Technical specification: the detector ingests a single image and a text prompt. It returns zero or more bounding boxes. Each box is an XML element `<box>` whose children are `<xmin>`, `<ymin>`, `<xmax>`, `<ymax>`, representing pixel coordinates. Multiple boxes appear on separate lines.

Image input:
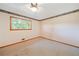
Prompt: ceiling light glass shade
<box><xmin>31</xmin><ymin>7</ymin><xmax>38</xmax><ymax>12</ymax></box>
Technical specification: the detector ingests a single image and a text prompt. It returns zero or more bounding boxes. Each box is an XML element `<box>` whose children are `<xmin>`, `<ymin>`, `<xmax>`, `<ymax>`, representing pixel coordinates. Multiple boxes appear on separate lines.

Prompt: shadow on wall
<box><xmin>53</xmin><ymin>24</ymin><xmax>79</xmax><ymax>41</ymax></box>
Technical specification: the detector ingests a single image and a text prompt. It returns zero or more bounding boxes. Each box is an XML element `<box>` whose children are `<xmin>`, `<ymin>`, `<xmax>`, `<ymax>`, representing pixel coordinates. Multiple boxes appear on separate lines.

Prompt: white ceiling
<box><xmin>0</xmin><ymin>3</ymin><xmax>79</xmax><ymax>20</ymax></box>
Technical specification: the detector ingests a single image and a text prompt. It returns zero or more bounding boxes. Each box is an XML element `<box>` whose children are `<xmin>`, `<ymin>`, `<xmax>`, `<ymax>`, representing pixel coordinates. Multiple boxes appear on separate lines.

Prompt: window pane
<box><xmin>10</xmin><ymin>16</ymin><xmax>32</xmax><ymax>30</ymax></box>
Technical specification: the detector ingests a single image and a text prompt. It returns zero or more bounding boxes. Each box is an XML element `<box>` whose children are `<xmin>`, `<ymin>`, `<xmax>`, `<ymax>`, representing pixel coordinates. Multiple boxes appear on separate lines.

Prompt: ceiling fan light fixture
<box><xmin>30</xmin><ymin>3</ymin><xmax>38</xmax><ymax>12</ymax></box>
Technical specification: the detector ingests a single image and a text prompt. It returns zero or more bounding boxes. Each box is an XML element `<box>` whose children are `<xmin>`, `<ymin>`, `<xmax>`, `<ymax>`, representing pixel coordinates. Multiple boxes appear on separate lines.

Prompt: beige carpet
<box><xmin>0</xmin><ymin>37</ymin><xmax>79</xmax><ymax>56</ymax></box>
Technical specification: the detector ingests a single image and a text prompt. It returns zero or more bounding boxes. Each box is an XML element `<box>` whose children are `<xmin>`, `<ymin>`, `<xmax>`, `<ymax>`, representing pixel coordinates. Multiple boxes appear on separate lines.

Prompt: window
<box><xmin>10</xmin><ymin>16</ymin><xmax>32</xmax><ymax>30</ymax></box>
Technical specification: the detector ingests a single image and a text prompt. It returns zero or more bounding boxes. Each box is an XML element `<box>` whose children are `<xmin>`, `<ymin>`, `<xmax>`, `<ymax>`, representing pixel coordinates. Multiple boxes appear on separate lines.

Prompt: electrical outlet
<box><xmin>22</xmin><ymin>38</ymin><xmax>25</xmax><ymax>40</ymax></box>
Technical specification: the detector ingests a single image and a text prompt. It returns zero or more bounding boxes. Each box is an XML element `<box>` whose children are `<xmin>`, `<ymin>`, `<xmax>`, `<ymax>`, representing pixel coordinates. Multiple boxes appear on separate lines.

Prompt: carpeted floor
<box><xmin>0</xmin><ymin>37</ymin><xmax>79</xmax><ymax>56</ymax></box>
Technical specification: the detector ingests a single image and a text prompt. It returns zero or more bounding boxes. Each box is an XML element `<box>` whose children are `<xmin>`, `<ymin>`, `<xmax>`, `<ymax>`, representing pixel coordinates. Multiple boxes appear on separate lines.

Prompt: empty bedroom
<box><xmin>0</xmin><ymin>3</ymin><xmax>79</xmax><ymax>56</ymax></box>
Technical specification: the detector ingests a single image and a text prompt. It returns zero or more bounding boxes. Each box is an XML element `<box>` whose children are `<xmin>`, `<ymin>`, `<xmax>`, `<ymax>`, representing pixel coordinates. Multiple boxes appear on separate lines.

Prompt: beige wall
<box><xmin>0</xmin><ymin>12</ymin><xmax>40</xmax><ymax>47</ymax></box>
<box><xmin>0</xmin><ymin>11</ymin><xmax>79</xmax><ymax>47</ymax></box>
<box><xmin>41</xmin><ymin>12</ymin><xmax>79</xmax><ymax>46</ymax></box>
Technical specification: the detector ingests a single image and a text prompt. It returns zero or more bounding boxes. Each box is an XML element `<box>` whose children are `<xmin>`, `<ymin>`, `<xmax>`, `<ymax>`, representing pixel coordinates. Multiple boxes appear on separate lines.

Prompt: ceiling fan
<box><xmin>30</xmin><ymin>3</ymin><xmax>38</xmax><ymax>12</ymax></box>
